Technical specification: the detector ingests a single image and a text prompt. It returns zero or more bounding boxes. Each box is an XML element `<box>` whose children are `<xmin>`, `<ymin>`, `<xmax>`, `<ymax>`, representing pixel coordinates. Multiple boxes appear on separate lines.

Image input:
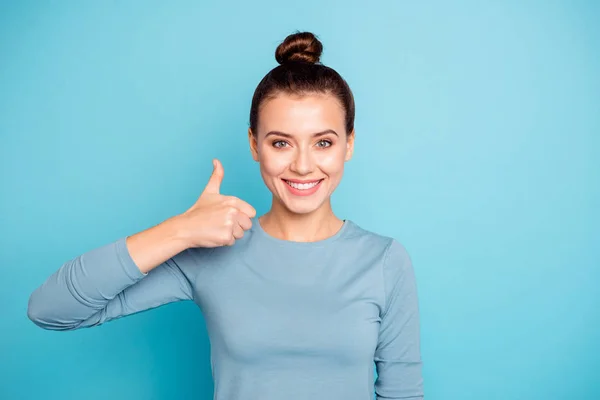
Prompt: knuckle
<box><xmin>222</xmin><ymin>230</ymin><xmax>232</xmax><ymax>239</ymax></box>
<box><xmin>227</xmin><ymin>206</ymin><xmax>238</xmax><ymax>215</ymax></box>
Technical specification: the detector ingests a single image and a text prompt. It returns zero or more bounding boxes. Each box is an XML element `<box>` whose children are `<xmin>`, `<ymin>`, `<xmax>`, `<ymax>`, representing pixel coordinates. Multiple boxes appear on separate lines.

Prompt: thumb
<box><xmin>203</xmin><ymin>159</ymin><xmax>224</xmax><ymax>194</ymax></box>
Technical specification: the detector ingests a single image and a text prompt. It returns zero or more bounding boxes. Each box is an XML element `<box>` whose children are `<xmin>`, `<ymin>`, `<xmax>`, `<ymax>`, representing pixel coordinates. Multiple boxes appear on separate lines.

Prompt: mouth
<box><xmin>282</xmin><ymin>178</ymin><xmax>324</xmax><ymax>196</ymax></box>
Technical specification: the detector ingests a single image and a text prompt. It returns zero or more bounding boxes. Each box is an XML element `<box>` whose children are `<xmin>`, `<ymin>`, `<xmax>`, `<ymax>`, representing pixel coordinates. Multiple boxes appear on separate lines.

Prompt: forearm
<box><xmin>126</xmin><ymin>215</ymin><xmax>191</xmax><ymax>274</ymax></box>
<box><xmin>28</xmin><ymin>235</ymin><xmax>146</xmax><ymax>329</ymax></box>
<box><xmin>27</xmin><ymin>215</ymin><xmax>193</xmax><ymax>330</ymax></box>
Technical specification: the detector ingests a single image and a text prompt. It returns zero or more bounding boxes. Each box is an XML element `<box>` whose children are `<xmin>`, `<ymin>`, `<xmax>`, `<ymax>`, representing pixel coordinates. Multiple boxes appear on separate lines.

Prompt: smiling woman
<box><xmin>249</xmin><ymin>91</ymin><xmax>353</xmax><ymax>219</ymax></box>
<box><xmin>245</xmin><ymin>32</ymin><xmax>356</xmax><ymax>230</ymax></box>
<box><xmin>27</xmin><ymin>31</ymin><xmax>424</xmax><ymax>400</ymax></box>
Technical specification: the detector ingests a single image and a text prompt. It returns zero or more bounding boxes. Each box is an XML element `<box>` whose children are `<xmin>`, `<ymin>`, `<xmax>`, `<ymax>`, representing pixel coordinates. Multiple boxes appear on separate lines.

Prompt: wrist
<box><xmin>165</xmin><ymin>214</ymin><xmax>194</xmax><ymax>249</ymax></box>
<box><xmin>126</xmin><ymin>215</ymin><xmax>192</xmax><ymax>274</ymax></box>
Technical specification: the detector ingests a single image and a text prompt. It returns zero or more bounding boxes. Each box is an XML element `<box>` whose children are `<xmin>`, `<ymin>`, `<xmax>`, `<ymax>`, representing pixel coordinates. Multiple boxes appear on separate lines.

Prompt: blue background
<box><xmin>1</xmin><ymin>1</ymin><xmax>598</xmax><ymax>399</ymax></box>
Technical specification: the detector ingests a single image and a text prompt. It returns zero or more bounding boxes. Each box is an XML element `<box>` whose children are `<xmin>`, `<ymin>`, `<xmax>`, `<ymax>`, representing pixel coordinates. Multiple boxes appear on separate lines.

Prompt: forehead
<box><xmin>258</xmin><ymin>93</ymin><xmax>345</xmax><ymax>136</ymax></box>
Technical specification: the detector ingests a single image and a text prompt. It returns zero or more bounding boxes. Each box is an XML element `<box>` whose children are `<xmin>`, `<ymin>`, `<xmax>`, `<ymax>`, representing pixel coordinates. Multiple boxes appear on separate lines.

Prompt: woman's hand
<box><xmin>125</xmin><ymin>159</ymin><xmax>256</xmax><ymax>274</ymax></box>
<box><xmin>179</xmin><ymin>159</ymin><xmax>257</xmax><ymax>248</ymax></box>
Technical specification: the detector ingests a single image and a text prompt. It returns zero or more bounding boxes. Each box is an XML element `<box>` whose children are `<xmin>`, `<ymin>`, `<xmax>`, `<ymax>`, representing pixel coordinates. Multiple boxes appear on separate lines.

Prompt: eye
<box><xmin>316</xmin><ymin>139</ymin><xmax>332</xmax><ymax>148</ymax></box>
<box><xmin>272</xmin><ymin>140</ymin><xmax>288</xmax><ymax>149</ymax></box>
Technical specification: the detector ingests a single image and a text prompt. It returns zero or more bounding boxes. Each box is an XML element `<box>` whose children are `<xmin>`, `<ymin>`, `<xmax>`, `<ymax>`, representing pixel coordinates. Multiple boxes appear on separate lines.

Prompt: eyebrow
<box><xmin>264</xmin><ymin>129</ymin><xmax>339</xmax><ymax>139</ymax></box>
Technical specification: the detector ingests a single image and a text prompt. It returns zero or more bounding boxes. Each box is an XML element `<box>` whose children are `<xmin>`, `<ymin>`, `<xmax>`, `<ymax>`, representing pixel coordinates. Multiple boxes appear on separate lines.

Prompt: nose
<box><xmin>290</xmin><ymin>147</ymin><xmax>315</xmax><ymax>175</ymax></box>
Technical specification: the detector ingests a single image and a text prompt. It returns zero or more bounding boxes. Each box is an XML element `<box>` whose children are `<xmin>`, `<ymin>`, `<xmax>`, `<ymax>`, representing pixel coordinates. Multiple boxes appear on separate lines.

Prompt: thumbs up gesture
<box><xmin>179</xmin><ymin>159</ymin><xmax>257</xmax><ymax>248</ymax></box>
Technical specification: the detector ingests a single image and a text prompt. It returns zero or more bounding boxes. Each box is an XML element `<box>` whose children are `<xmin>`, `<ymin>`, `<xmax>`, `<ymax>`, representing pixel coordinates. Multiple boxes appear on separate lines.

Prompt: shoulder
<box><xmin>346</xmin><ymin>220</ymin><xmax>415</xmax><ymax>293</ymax></box>
<box><xmin>345</xmin><ymin>219</ymin><xmax>412</xmax><ymax>266</ymax></box>
<box><xmin>342</xmin><ymin>219</ymin><xmax>392</xmax><ymax>250</ymax></box>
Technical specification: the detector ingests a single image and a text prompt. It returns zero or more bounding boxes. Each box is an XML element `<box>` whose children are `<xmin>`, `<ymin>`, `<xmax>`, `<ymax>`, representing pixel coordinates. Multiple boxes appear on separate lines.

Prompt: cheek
<box><xmin>316</xmin><ymin>148</ymin><xmax>346</xmax><ymax>173</ymax></box>
<box><xmin>260</xmin><ymin>149</ymin><xmax>290</xmax><ymax>176</ymax></box>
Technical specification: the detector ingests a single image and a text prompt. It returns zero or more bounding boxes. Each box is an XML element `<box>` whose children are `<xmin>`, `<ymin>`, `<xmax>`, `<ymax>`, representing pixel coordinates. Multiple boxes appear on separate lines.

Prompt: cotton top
<box><xmin>27</xmin><ymin>216</ymin><xmax>424</xmax><ymax>399</ymax></box>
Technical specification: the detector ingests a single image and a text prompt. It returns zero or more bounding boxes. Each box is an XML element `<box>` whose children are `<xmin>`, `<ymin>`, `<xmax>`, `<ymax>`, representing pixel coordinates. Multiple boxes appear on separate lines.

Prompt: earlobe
<box><xmin>345</xmin><ymin>148</ymin><xmax>353</xmax><ymax>161</ymax></box>
<box><xmin>345</xmin><ymin>129</ymin><xmax>355</xmax><ymax>161</ymax></box>
<box><xmin>248</xmin><ymin>128</ymin><xmax>259</xmax><ymax>162</ymax></box>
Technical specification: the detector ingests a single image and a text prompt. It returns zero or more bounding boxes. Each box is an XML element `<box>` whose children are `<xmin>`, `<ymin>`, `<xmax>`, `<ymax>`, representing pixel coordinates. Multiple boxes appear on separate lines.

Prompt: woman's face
<box><xmin>249</xmin><ymin>93</ymin><xmax>354</xmax><ymax>215</ymax></box>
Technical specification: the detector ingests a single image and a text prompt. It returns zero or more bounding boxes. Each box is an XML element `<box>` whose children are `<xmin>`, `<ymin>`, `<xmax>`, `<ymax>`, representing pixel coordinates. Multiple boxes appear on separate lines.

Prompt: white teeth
<box><xmin>285</xmin><ymin>180</ymin><xmax>321</xmax><ymax>190</ymax></box>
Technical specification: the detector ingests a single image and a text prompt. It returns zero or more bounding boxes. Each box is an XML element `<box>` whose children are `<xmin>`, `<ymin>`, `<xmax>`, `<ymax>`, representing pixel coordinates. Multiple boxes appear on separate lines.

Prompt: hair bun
<box><xmin>275</xmin><ymin>31</ymin><xmax>323</xmax><ymax>65</ymax></box>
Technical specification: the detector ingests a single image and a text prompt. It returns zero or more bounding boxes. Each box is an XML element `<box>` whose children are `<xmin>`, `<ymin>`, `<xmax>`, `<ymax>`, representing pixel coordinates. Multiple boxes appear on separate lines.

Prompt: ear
<box><xmin>345</xmin><ymin>129</ymin><xmax>355</xmax><ymax>161</ymax></box>
<box><xmin>248</xmin><ymin>128</ymin><xmax>259</xmax><ymax>162</ymax></box>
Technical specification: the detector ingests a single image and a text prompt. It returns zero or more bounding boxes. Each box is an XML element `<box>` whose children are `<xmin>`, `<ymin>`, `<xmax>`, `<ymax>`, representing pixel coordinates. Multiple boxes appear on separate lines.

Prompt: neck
<box><xmin>259</xmin><ymin>198</ymin><xmax>344</xmax><ymax>242</ymax></box>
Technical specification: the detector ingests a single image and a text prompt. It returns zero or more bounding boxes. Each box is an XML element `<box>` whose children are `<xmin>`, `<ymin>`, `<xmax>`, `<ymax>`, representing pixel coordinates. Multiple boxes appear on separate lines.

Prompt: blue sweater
<box><xmin>28</xmin><ymin>216</ymin><xmax>424</xmax><ymax>399</ymax></box>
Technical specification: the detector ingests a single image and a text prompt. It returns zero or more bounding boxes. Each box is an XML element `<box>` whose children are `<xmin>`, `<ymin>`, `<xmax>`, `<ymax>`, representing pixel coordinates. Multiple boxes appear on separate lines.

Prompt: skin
<box><xmin>248</xmin><ymin>92</ymin><xmax>355</xmax><ymax>242</ymax></box>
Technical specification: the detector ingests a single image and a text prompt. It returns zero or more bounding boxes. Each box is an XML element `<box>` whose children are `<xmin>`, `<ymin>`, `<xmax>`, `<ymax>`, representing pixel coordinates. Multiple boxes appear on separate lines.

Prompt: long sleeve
<box><xmin>374</xmin><ymin>239</ymin><xmax>424</xmax><ymax>399</ymax></box>
<box><xmin>27</xmin><ymin>236</ymin><xmax>197</xmax><ymax>330</ymax></box>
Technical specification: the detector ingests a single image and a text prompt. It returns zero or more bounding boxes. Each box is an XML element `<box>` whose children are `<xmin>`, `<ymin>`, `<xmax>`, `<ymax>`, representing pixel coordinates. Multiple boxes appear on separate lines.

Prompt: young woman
<box><xmin>28</xmin><ymin>31</ymin><xmax>424</xmax><ymax>400</ymax></box>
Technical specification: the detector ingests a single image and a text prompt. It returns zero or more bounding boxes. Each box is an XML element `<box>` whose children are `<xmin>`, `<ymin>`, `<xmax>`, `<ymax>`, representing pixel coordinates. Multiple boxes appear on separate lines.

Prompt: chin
<box><xmin>282</xmin><ymin>202</ymin><xmax>322</xmax><ymax>215</ymax></box>
<box><xmin>277</xmin><ymin>184</ymin><xmax>330</xmax><ymax>215</ymax></box>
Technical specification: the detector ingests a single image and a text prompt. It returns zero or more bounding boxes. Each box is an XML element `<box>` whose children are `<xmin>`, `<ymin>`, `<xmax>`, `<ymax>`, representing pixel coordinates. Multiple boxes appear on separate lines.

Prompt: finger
<box><xmin>232</xmin><ymin>223</ymin><xmax>245</xmax><ymax>240</ymax></box>
<box><xmin>203</xmin><ymin>159</ymin><xmax>224</xmax><ymax>195</ymax></box>
<box><xmin>226</xmin><ymin>235</ymin><xmax>236</xmax><ymax>246</ymax></box>
<box><xmin>236</xmin><ymin>212</ymin><xmax>253</xmax><ymax>231</ymax></box>
<box><xmin>230</xmin><ymin>197</ymin><xmax>257</xmax><ymax>218</ymax></box>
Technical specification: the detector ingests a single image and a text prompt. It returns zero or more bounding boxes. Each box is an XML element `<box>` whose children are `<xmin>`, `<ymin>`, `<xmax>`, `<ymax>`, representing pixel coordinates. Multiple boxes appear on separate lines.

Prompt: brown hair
<box><xmin>249</xmin><ymin>31</ymin><xmax>355</xmax><ymax>137</ymax></box>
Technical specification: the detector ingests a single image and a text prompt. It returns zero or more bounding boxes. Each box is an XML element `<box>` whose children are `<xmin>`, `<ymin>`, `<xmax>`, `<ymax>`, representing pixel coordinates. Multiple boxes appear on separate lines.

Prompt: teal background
<box><xmin>1</xmin><ymin>1</ymin><xmax>598</xmax><ymax>399</ymax></box>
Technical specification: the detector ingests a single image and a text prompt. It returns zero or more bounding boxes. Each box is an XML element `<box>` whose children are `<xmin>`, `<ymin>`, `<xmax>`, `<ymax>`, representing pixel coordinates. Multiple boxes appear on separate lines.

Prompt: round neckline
<box><xmin>252</xmin><ymin>216</ymin><xmax>350</xmax><ymax>247</ymax></box>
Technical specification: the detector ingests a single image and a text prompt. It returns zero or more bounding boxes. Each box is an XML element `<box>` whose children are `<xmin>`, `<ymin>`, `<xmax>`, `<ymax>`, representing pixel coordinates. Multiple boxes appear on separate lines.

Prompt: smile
<box><xmin>282</xmin><ymin>178</ymin><xmax>324</xmax><ymax>196</ymax></box>
<box><xmin>283</xmin><ymin>179</ymin><xmax>323</xmax><ymax>189</ymax></box>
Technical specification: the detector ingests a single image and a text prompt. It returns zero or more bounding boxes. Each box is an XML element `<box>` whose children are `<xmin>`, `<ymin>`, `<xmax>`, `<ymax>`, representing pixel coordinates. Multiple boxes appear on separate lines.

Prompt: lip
<box><xmin>282</xmin><ymin>178</ymin><xmax>324</xmax><ymax>184</ymax></box>
<box><xmin>282</xmin><ymin>178</ymin><xmax>324</xmax><ymax>197</ymax></box>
